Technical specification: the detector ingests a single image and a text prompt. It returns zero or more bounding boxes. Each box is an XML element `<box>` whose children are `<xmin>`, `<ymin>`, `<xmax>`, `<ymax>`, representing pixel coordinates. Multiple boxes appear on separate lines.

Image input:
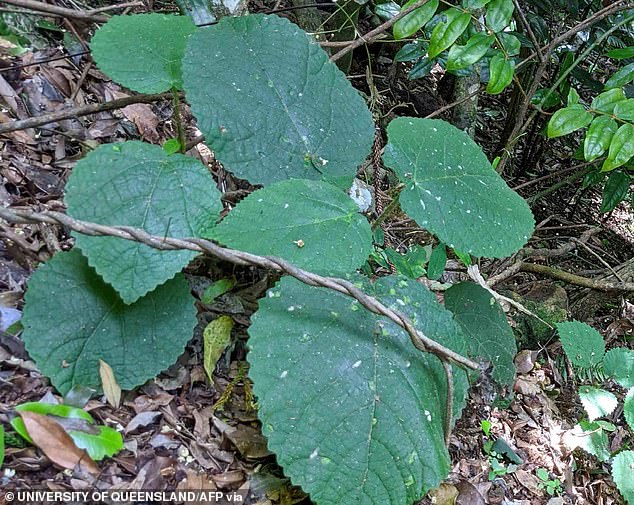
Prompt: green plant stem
<box><xmin>172</xmin><ymin>89</ymin><xmax>186</xmax><ymax>153</ymax></box>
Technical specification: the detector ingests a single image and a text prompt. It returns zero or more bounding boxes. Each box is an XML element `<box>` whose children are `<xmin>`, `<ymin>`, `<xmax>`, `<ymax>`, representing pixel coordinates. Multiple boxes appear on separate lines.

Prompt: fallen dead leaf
<box><xmin>224</xmin><ymin>424</ymin><xmax>272</xmax><ymax>459</ymax></box>
<box><xmin>99</xmin><ymin>359</ymin><xmax>121</xmax><ymax>408</ymax></box>
<box><xmin>18</xmin><ymin>411</ymin><xmax>99</xmax><ymax>475</ymax></box>
<box><xmin>429</xmin><ymin>482</ymin><xmax>459</xmax><ymax>504</ymax></box>
<box><xmin>455</xmin><ymin>480</ymin><xmax>486</xmax><ymax>505</ymax></box>
<box><xmin>124</xmin><ymin>411</ymin><xmax>162</xmax><ymax>435</ymax></box>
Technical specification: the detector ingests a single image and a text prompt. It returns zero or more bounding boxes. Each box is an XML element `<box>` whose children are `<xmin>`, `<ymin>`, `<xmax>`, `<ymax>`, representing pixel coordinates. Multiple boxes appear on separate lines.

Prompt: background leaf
<box><xmin>446</xmin><ymin>32</ymin><xmax>493</xmax><ymax>71</ymax></box>
<box><xmin>203</xmin><ymin>316</ymin><xmax>233</xmax><ymax>381</ymax></box>
<box><xmin>614</xmin><ymin>98</ymin><xmax>634</xmax><ymax>121</ymax></box>
<box><xmin>486</xmin><ymin>52</ymin><xmax>515</xmax><ymax>94</ymax></box>
<box><xmin>67</xmin><ymin>426</ymin><xmax>123</xmax><ymax>461</ymax></box>
<box><xmin>383</xmin><ymin>117</ymin><xmax>534</xmax><ymax>258</ymax></box>
<box><xmin>21</xmin><ymin>250</ymin><xmax>196</xmax><ymax>394</ymax></box>
<box><xmin>91</xmin><ymin>14</ymin><xmax>196</xmax><ymax>93</ymax></box>
<box><xmin>605</xmin><ymin>63</ymin><xmax>634</xmax><ymax>89</ymax></box>
<box><xmin>182</xmin><ymin>14</ymin><xmax>374</xmax><ymax>185</ymax></box>
<box><xmin>393</xmin><ymin>0</ymin><xmax>438</xmax><ymax>40</ymax></box>
<box><xmin>606</xmin><ymin>46</ymin><xmax>634</xmax><ymax>59</ymax></box>
<box><xmin>248</xmin><ymin>275</ymin><xmax>468</xmax><ymax>505</ymax></box>
<box><xmin>547</xmin><ymin>105</ymin><xmax>593</xmax><ymax>138</ymax></box>
<box><xmin>584</xmin><ymin>116</ymin><xmax>617</xmax><ymax>161</ymax></box>
<box><xmin>556</xmin><ymin>321</ymin><xmax>605</xmax><ymax>369</ymax></box>
<box><xmin>602</xmin><ymin>124</ymin><xmax>634</xmax><ymax>172</ymax></box>
<box><xmin>591</xmin><ymin>88</ymin><xmax>626</xmax><ymax>114</ymax></box>
<box><xmin>211</xmin><ymin>179</ymin><xmax>372</xmax><ymax>275</ymax></box>
<box><xmin>444</xmin><ymin>282</ymin><xmax>516</xmax><ymax>387</ymax></box>
<box><xmin>603</xmin><ymin>347</ymin><xmax>634</xmax><ymax>388</ymax></box>
<box><xmin>426</xmin><ymin>243</ymin><xmax>447</xmax><ymax>280</ymax></box>
<box><xmin>600</xmin><ymin>171</ymin><xmax>630</xmax><ymax>213</ymax></box>
<box><xmin>428</xmin><ymin>8</ymin><xmax>471</xmax><ymax>59</ymax></box>
<box><xmin>65</xmin><ymin>142</ymin><xmax>222</xmax><ymax>304</ymax></box>
<box><xmin>485</xmin><ymin>0</ymin><xmax>514</xmax><ymax>32</ymax></box>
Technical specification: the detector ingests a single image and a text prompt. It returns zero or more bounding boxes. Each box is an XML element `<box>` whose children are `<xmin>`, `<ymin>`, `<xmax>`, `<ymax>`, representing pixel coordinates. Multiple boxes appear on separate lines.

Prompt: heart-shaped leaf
<box><xmin>248</xmin><ymin>275</ymin><xmax>468</xmax><ymax>505</ymax></box>
<box><xmin>579</xmin><ymin>386</ymin><xmax>617</xmax><ymax>421</ymax></box>
<box><xmin>612</xmin><ymin>450</ymin><xmax>634</xmax><ymax>504</ymax></box>
<box><xmin>603</xmin><ymin>347</ymin><xmax>634</xmax><ymax>388</ymax></box>
<box><xmin>383</xmin><ymin>117</ymin><xmax>534</xmax><ymax>257</ymax></box>
<box><xmin>556</xmin><ymin>321</ymin><xmax>605</xmax><ymax>370</ymax></box>
<box><xmin>211</xmin><ymin>179</ymin><xmax>372</xmax><ymax>275</ymax></box>
<box><xmin>182</xmin><ymin>14</ymin><xmax>374</xmax><ymax>185</ymax></box>
<box><xmin>22</xmin><ymin>250</ymin><xmax>196</xmax><ymax>394</ymax></box>
<box><xmin>444</xmin><ymin>282</ymin><xmax>516</xmax><ymax>387</ymax></box>
<box><xmin>65</xmin><ymin>141</ymin><xmax>222</xmax><ymax>304</ymax></box>
<box><xmin>91</xmin><ymin>14</ymin><xmax>196</xmax><ymax>93</ymax></box>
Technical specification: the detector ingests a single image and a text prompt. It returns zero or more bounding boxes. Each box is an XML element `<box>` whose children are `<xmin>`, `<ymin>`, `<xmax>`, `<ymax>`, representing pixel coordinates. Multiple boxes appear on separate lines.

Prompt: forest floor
<box><xmin>0</xmin><ymin>2</ymin><xmax>633</xmax><ymax>505</ymax></box>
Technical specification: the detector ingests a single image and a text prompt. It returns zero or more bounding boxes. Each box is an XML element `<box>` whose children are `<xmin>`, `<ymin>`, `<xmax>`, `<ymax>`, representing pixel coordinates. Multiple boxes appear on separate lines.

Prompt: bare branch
<box><xmin>330</xmin><ymin>0</ymin><xmax>432</xmax><ymax>62</ymax></box>
<box><xmin>0</xmin><ymin>93</ymin><xmax>170</xmax><ymax>135</ymax></box>
<box><xmin>0</xmin><ymin>206</ymin><xmax>480</xmax><ymax>371</ymax></box>
<box><xmin>0</xmin><ymin>0</ymin><xmax>108</xmax><ymax>22</ymax></box>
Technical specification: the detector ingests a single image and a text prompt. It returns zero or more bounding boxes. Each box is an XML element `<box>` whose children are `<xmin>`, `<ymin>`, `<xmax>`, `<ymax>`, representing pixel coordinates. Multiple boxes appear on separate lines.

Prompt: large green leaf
<box><xmin>444</xmin><ymin>282</ymin><xmax>516</xmax><ymax>387</ymax></box>
<box><xmin>248</xmin><ymin>275</ymin><xmax>468</xmax><ymax>505</ymax></box>
<box><xmin>383</xmin><ymin>117</ymin><xmax>534</xmax><ymax>257</ymax></box>
<box><xmin>182</xmin><ymin>14</ymin><xmax>374</xmax><ymax>185</ymax></box>
<box><xmin>65</xmin><ymin>142</ymin><xmax>222</xmax><ymax>304</ymax></box>
<box><xmin>547</xmin><ymin>105</ymin><xmax>593</xmax><ymax>138</ymax></box>
<box><xmin>90</xmin><ymin>14</ymin><xmax>196</xmax><ymax>93</ymax></box>
<box><xmin>556</xmin><ymin>321</ymin><xmax>605</xmax><ymax>370</ymax></box>
<box><xmin>584</xmin><ymin>116</ymin><xmax>617</xmax><ymax>161</ymax></box>
<box><xmin>602</xmin><ymin>124</ymin><xmax>634</xmax><ymax>172</ymax></box>
<box><xmin>428</xmin><ymin>8</ymin><xmax>471</xmax><ymax>59</ymax></box>
<box><xmin>612</xmin><ymin>450</ymin><xmax>634</xmax><ymax>504</ymax></box>
<box><xmin>211</xmin><ymin>179</ymin><xmax>372</xmax><ymax>276</ymax></box>
<box><xmin>603</xmin><ymin>347</ymin><xmax>634</xmax><ymax>388</ymax></box>
<box><xmin>393</xmin><ymin>0</ymin><xmax>438</xmax><ymax>40</ymax></box>
<box><xmin>21</xmin><ymin>250</ymin><xmax>196</xmax><ymax>394</ymax></box>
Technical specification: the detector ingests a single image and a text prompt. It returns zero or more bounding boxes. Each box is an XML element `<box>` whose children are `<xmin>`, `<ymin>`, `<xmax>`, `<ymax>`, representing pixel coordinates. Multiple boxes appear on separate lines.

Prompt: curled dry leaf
<box><xmin>19</xmin><ymin>411</ymin><xmax>100</xmax><ymax>474</ymax></box>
